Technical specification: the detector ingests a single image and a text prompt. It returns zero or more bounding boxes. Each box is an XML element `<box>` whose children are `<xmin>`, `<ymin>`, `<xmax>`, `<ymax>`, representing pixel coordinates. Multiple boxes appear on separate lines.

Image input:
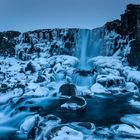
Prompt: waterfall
<box><xmin>76</xmin><ymin>29</ymin><xmax>90</xmax><ymax>69</ymax></box>
<box><xmin>73</xmin><ymin>27</ymin><xmax>105</xmax><ymax>87</ymax></box>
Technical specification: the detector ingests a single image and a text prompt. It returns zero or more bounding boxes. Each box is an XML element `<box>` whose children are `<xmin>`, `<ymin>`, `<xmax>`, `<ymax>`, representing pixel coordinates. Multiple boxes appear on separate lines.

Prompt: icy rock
<box><xmin>81</xmin><ymin>89</ymin><xmax>94</xmax><ymax>97</ymax></box>
<box><xmin>20</xmin><ymin>115</ymin><xmax>38</xmax><ymax>133</ymax></box>
<box><xmin>61</xmin><ymin>96</ymin><xmax>87</xmax><ymax>111</ymax></box>
<box><xmin>45</xmin><ymin>114</ymin><xmax>61</xmax><ymax>124</ymax></box>
<box><xmin>125</xmin><ymin>82</ymin><xmax>139</xmax><ymax>94</ymax></box>
<box><xmin>47</xmin><ymin>55</ymin><xmax>79</xmax><ymax>67</ymax></box>
<box><xmin>59</xmin><ymin>84</ymin><xmax>77</xmax><ymax>97</ymax></box>
<box><xmin>129</xmin><ymin>99</ymin><xmax>140</xmax><ymax>109</ymax></box>
<box><xmin>96</xmin><ymin>74</ymin><xmax>125</xmax><ymax>88</ymax></box>
<box><xmin>77</xmin><ymin>122</ymin><xmax>96</xmax><ymax>130</ymax></box>
<box><xmin>91</xmin><ymin>83</ymin><xmax>111</xmax><ymax>95</ymax></box>
<box><xmin>95</xmin><ymin>126</ymin><xmax>113</xmax><ymax>138</ymax></box>
<box><xmin>123</xmin><ymin>66</ymin><xmax>140</xmax><ymax>85</ymax></box>
<box><xmin>49</xmin><ymin>126</ymin><xmax>84</xmax><ymax>140</ymax></box>
<box><xmin>121</xmin><ymin>114</ymin><xmax>140</xmax><ymax>129</ymax></box>
<box><xmin>35</xmin><ymin>75</ymin><xmax>46</xmax><ymax>83</ymax></box>
<box><xmin>98</xmin><ymin>67</ymin><xmax>120</xmax><ymax>76</ymax></box>
<box><xmin>111</xmin><ymin>124</ymin><xmax>140</xmax><ymax>138</ymax></box>
<box><xmin>88</xmin><ymin>56</ymin><xmax>123</xmax><ymax>71</ymax></box>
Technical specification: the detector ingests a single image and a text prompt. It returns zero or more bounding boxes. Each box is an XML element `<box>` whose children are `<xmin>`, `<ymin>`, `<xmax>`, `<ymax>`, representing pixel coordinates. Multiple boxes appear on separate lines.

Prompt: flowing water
<box><xmin>73</xmin><ymin>28</ymin><xmax>105</xmax><ymax>86</ymax></box>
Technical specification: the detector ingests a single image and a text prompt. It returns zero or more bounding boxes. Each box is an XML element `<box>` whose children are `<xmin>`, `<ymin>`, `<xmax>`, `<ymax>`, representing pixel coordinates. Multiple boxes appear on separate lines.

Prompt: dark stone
<box><xmin>59</xmin><ymin>84</ymin><xmax>77</xmax><ymax>96</ymax></box>
<box><xmin>0</xmin><ymin>31</ymin><xmax>21</xmax><ymax>56</ymax></box>
<box><xmin>76</xmin><ymin>69</ymin><xmax>92</xmax><ymax>76</ymax></box>
<box><xmin>105</xmin><ymin>4</ymin><xmax>140</xmax><ymax>69</ymax></box>
<box><xmin>128</xmin><ymin>40</ymin><xmax>140</xmax><ymax>69</ymax></box>
<box><xmin>25</xmin><ymin>62</ymin><xmax>36</xmax><ymax>73</ymax></box>
<box><xmin>0</xmin><ymin>83</ymin><xmax>9</xmax><ymax>93</ymax></box>
<box><xmin>35</xmin><ymin>75</ymin><xmax>46</xmax><ymax>83</ymax></box>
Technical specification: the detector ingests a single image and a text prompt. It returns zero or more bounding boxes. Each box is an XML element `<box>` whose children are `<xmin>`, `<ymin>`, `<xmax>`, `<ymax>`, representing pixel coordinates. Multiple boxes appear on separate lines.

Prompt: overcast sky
<box><xmin>0</xmin><ymin>0</ymin><xmax>139</xmax><ymax>32</ymax></box>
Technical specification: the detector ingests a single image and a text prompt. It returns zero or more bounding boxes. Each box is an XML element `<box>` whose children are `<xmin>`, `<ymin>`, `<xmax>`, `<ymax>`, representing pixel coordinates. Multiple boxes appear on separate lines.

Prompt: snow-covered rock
<box><xmin>121</xmin><ymin>114</ymin><xmax>140</xmax><ymax>129</ymax></box>
<box><xmin>50</xmin><ymin>126</ymin><xmax>84</xmax><ymax>140</ymax></box>
<box><xmin>20</xmin><ymin>115</ymin><xmax>37</xmax><ymax>133</ymax></box>
<box><xmin>125</xmin><ymin>82</ymin><xmax>139</xmax><ymax>94</ymax></box>
<box><xmin>88</xmin><ymin>56</ymin><xmax>123</xmax><ymax>71</ymax></box>
<box><xmin>111</xmin><ymin>124</ymin><xmax>140</xmax><ymax>138</ymax></box>
<box><xmin>91</xmin><ymin>83</ymin><xmax>111</xmax><ymax>95</ymax></box>
<box><xmin>123</xmin><ymin>66</ymin><xmax>140</xmax><ymax>85</ymax></box>
<box><xmin>96</xmin><ymin>74</ymin><xmax>125</xmax><ymax>88</ymax></box>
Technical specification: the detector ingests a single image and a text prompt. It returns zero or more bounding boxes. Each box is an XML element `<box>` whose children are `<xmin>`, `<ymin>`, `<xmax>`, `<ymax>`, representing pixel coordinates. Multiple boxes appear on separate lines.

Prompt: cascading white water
<box><xmin>73</xmin><ymin>27</ymin><xmax>105</xmax><ymax>87</ymax></box>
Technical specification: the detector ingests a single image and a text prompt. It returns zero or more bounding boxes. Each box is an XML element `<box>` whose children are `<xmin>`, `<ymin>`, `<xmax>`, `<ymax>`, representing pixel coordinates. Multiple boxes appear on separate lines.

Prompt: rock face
<box><xmin>105</xmin><ymin>4</ymin><xmax>140</xmax><ymax>68</ymax></box>
<box><xmin>0</xmin><ymin>31</ymin><xmax>21</xmax><ymax>56</ymax></box>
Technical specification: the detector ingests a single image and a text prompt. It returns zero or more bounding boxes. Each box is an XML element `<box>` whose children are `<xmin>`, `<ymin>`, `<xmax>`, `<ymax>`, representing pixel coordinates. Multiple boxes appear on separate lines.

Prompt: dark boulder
<box><xmin>59</xmin><ymin>84</ymin><xmax>77</xmax><ymax>96</ymax></box>
<box><xmin>35</xmin><ymin>75</ymin><xmax>46</xmax><ymax>83</ymax></box>
<box><xmin>25</xmin><ymin>62</ymin><xmax>36</xmax><ymax>73</ymax></box>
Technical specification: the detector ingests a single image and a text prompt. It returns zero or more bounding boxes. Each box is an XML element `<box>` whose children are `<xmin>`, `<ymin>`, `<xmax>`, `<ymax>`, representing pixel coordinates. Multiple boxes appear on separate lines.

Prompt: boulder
<box><xmin>25</xmin><ymin>62</ymin><xmax>36</xmax><ymax>73</ymax></box>
<box><xmin>59</xmin><ymin>84</ymin><xmax>77</xmax><ymax>97</ymax></box>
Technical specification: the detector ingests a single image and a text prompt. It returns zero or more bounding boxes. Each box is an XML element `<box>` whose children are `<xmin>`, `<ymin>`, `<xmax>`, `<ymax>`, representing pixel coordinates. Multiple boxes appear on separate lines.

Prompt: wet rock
<box><xmin>59</xmin><ymin>84</ymin><xmax>77</xmax><ymax>97</ymax></box>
